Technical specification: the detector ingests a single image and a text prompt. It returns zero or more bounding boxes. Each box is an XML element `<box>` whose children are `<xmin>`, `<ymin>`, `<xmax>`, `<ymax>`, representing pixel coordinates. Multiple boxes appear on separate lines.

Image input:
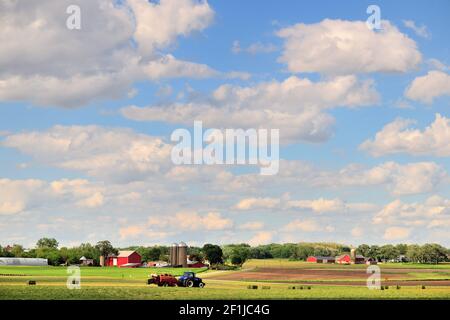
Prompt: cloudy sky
<box><xmin>1</xmin><ymin>0</ymin><xmax>449</xmax><ymax>248</ymax></box>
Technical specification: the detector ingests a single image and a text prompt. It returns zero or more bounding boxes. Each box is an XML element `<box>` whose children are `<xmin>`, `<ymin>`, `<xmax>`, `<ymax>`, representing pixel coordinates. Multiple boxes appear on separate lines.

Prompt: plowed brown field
<box><xmin>206</xmin><ymin>267</ymin><xmax>450</xmax><ymax>286</ymax></box>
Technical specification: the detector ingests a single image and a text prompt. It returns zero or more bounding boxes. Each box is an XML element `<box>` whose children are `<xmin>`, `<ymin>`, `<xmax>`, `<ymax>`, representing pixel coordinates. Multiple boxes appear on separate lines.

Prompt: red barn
<box><xmin>336</xmin><ymin>254</ymin><xmax>352</xmax><ymax>264</ymax></box>
<box><xmin>106</xmin><ymin>250</ymin><xmax>141</xmax><ymax>267</ymax></box>
<box><xmin>335</xmin><ymin>254</ymin><xmax>366</xmax><ymax>264</ymax></box>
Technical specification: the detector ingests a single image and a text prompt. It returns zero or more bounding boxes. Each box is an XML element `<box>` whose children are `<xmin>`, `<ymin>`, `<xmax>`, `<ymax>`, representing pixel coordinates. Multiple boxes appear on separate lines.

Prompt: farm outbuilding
<box><xmin>147</xmin><ymin>261</ymin><xmax>169</xmax><ymax>267</ymax></box>
<box><xmin>354</xmin><ymin>255</ymin><xmax>366</xmax><ymax>264</ymax></box>
<box><xmin>336</xmin><ymin>254</ymin><xmax>352</xmax><ymax>264</ymax></box>
<box><xmin>306</xmin><ymin>256</ymin><xmax>336</xmax><ymax>263</ymax></box>
<box><xmin>106</xmin><ymin>250</ymin><xmax>141</xmax><ymax>267</ymax></box>
<box><xmin>336</xmin><ymin>254</ymin><xmax>366</xmax><ymax>264</ymax></box>
<box><xmin>79</xmin><ymin>256</ymin><xmax>94</xmax><ymax>266</ymax></box>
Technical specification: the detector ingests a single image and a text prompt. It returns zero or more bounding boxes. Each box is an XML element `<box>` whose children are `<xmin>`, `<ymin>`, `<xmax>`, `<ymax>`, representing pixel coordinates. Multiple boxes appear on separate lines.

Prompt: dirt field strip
<box><xmin>206</xmin><ymin>266</ymin><xmax>450</xmax><ymax>287</ymax></box>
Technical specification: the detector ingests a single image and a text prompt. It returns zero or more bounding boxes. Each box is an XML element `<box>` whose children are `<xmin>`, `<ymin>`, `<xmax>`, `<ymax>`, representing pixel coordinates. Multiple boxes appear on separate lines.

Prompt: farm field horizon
<box><xmin>1</xmin><ymin>259</ymin><xmax>449</xmax><ymax>300</ymax></box>
<box><xmin>1</xmin><ymin>1</ymin><xmax>449</xmax><ymax>315</ymax></box>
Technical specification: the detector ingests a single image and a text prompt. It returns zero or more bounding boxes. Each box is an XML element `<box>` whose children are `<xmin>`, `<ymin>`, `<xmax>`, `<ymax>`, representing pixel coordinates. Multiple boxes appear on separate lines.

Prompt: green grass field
<box><xmin>0</xmin><ymin>266</ymin><xmax>206</xmax><ymax>278</ymax></box>
<box><xmin>1</xmin><ymin>282</ymin><xmax>449</xmax><ymax>300</ymax></box>
<box><xmin>0</xmin><ymin>260</ymin><xmax>449</xmax><ymax>300</ymax></box>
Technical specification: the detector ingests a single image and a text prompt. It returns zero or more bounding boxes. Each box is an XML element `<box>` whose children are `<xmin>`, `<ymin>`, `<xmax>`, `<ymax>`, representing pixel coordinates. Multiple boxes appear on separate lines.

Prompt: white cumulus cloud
<box><xmin>121</xmin><ymin>75</ymin><xmax>379</xmax><ymax>143</ymax></box>
<box><xmin>234</xmin><ymin>197</ymin><xmax>280</xmax><ymax>210</ymax></box>
<box><xmin>2</xmin><ymin>125</ymin><xmax>172</xmax><ymax>182</ymax></box>
<box><xmin>282</xmin><ymin>160</ymin><xmax>447</xmax><ymax>196</ymax></box>
<box><xmin>277</xmin><ymin>19</ymin><xmax>421</xmax><ymax>75</ymax></box>
<box><xmin>248</xmin><ymin>231</ymin><xmax>273</xmax><ymax>246</ymax></box>
<box><xmin>286</xmin><ymin>198</ymin><xmax>345</xmax><ymax>213</ymax></box>
<box><xmin>361</xmin><ymin>114</ymin><xmax>450</xmax><ymax>157</ymax></box>
<box><xmin>283</xmin><ymin>219</ymin><xmax>332</xmax><ymax>232</ymax></box>
<box><xmin>383</xmin><ymin>227</ymin><xmax>411</xmax><ymax>240</ymax></box>
<box><xmin>374</xmin><ymin>195</ymin><xmax>450</xmax><ymax>226</ymax></box>
<box><xmin>402</xmin><ymin>20</ymin><xmax>430</xmax><ymax>39</ymax></box>
<box><xmin>405</xmin><ymin>70</ymin><xmax>450</xmax><ymax>104</ymax></box>
<box><xmin>0</xmin><ymin>0</ymin><xmax>217</xmax><ymax>107</ymax></box>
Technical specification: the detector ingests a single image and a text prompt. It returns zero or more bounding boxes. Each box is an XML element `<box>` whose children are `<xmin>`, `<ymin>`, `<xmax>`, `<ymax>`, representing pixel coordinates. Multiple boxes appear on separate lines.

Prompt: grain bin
<box><xmin>177</xmin><ymin>242</ymin><xmax>188</xmax><ymax>267</ymax></box>
<box><xmin>350</xmin><ymin>249</ymin><xmax>356</xmax><ymax>262</ymax></box>
<box><xmin>170</xmin><ymin>243</ymin><xmax>178</xmax><ymax>266</ymax></box>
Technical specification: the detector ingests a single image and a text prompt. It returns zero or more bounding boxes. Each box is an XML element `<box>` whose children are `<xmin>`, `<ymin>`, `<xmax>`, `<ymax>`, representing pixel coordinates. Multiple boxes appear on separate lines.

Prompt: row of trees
<box><xmin>1</xmin><ymin>239</ymin><xmax>448</xmax><ymax>266</ymax></box>
<box><xmin>221</xmin><ymin>242</ymin><xmax>450</xmax><ymax>265</ymax></box>
<box><xmin>0</xmin><ymin>238</ymin><xmax>118</xmax><ymax>266</ymax></box>
<box><xmin>357</xmin><ymin>243</ymin><xmax>448</xmax><ymax>263</ymax></box>
<box><xmin>222</xmin><ymin>242</ymin><xmax>352</xmax><ymax>262</ymax></box>
<box><xmin>223</xmin><ymin>243</ymin><xmax>450</xmax><ymax>265</ymax></box>
<box><xmin>0</xmin><ymin>239</ymin><xmax>225</xmax><ymax>266</ymax></box>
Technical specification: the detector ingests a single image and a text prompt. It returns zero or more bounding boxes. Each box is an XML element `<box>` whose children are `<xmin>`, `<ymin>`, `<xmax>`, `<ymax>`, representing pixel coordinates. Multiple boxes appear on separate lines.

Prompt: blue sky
<box><xmin>0</xmin><ymin>0</ymin><xmax>449</xmax><ymax>248</ymax></box>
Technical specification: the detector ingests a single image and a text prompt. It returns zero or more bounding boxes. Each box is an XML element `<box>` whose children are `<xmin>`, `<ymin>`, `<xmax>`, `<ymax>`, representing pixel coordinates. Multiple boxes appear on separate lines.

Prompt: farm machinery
<box><xmin>147</xmin><ymin>271</ymin><xmax>205</xmax><ymax>288</ymax></box>
<box><xmin>147</xmin><ymin>273</ymin><xmax>178</xmax><ymax>287</ymax></box>
<box><xmin>177</xmin><ymin>271</ymin><xmax>205</xmax><ymax>288</ymax></box>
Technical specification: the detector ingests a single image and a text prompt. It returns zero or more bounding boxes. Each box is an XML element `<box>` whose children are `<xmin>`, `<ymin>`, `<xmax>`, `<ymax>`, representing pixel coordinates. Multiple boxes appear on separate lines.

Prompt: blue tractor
<box><xmin>177</xmin><ymin>271</ymin><xmax>205</xmax><ymax>288</ymax></box>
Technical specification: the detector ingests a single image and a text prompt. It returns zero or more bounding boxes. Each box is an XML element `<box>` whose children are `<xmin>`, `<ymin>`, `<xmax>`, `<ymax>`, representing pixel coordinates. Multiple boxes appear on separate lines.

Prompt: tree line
<box><xmin>1</xmin><ymin>238</ymin><xmax>448</xmax><ymax>266</ymax></box>
<box><xmin>0</xmin><ymin>238</ymin><xmax>226</xmax><ymax>267</ymax></box>
<box><xmin>0</xmin><ymin>238</ymin><xmax>118</xmax><ymax>266</ymax></box>
<box><xmin>222</xmin><ymin>243</ymin><xmax>449</xmax><ymax>264</ymax></box>
<box><xmin>356</xmin><ymin>243</ymin><xmax>449</xmax><ymax>264</ymax></box>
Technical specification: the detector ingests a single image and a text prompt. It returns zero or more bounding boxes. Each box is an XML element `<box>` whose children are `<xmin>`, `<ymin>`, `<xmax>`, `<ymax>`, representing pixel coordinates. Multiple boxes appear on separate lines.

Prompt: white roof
<box><xmin>80</xmin><ymin>256</ymin><xmax>87</xmax><ymax>260</ymax></box>
<box><xmin>0</xmin><ymin>257</ymin><xmax>48</xmax><ymax>266</ymax></box>
<box><xmin>120</xmin><ymin>263</ymin><xmax>141</xmax><ymax>267</ymax></box>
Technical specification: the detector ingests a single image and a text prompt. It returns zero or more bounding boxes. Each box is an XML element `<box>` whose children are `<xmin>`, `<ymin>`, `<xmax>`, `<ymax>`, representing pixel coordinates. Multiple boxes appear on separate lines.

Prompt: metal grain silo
<box><xmin>177</xmin><ymin>242</ymin><xmax>188</xmax><ymax>267</ymax></box>
<box><xmin>350</xmin><ymin>248</ymin><xmax>356</xmax><ymax>263</ymax></box>
<box><xmin>170</xmin><ymin>243</ymin><xmax>178</xmax><ymax>266</ymax></box>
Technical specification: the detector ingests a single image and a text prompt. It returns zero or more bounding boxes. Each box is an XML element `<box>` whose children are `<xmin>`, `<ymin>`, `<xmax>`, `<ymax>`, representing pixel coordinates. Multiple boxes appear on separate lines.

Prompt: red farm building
<box><xmin>106</xmin><ymin>250</ymin><xmax>141</xmax><ymax>267</ymax></box>
<box><xmin>336</xmin><ymin>254</ymin><xmax>365</xmax><ymax>264</ymax></box>
<box><xmin>335</xmin><ymin>254</ymin><xmax>352</xmax><ymax>264</ymax></box>
<box><xmin>306</xmin><ymin>256</ymin><xmax>336</xmax><ymax>263</ymax></box>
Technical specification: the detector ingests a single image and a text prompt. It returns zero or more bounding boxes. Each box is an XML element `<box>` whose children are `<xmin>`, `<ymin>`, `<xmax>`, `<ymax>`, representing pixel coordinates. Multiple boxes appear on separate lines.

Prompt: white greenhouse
<box><xmin>0</xmin><ymin>257</ymin><xmax>48</xmax><ymax>266</ymax></box>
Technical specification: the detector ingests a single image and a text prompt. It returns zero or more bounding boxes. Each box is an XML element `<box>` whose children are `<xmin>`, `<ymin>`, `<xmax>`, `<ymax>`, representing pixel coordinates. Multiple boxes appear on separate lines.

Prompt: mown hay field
<box><xmin>0</xmin><ymin>260</ymin><xmax>449</xmax><ymax>299</ymax></box>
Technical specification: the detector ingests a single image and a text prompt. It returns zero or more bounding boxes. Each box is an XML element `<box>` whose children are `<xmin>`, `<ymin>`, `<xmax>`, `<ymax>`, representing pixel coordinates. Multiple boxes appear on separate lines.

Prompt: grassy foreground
<box><xmin>0</xmin><ymin>261</ymin><xmax>449</xmax><ymax>300</ymax></box>
<box><xmin>1</xmin><ymin>281</ymin><xmax>449</xmax><ymax>300</ymax></box>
